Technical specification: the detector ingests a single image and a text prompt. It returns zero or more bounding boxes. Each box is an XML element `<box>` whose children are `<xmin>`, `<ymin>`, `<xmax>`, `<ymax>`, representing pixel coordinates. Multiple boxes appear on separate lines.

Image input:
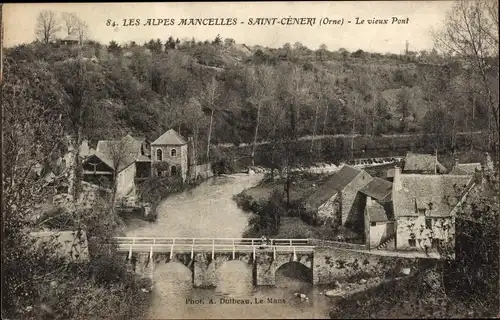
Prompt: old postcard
<box><xmin>2</xmin><ymin>1</ymin><xmax>499</xmax><ymax>319</ymax></box>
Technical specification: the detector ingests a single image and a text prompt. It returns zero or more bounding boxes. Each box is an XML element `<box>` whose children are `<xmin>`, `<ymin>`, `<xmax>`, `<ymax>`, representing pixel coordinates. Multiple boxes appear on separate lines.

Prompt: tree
<box><xmin>212</xmin><ymin>34</ymin><xmax>222</xmax><ymax>46</ymax></box>
<box><xmin>107</xmin><ymin>137</ymin><xmax>137</xmax><ymax>206</ymax></box>
<box><xmin>247</xmin><ymin>65</ymin><xmax>276</xmax><ymax>166</ymax></box>
<box><xmin>201</xmin><ymin>76</ymin><xmax>220</xmax><ymax>162</ymax></box>
<box><xmin>61</xmin><ymin>12</ymin><xmax>79</xmax><ymax>35</ymax></box>
<box><xmin>396</xmin><ymin>87</ymin><xmax>413</xmax><ymax>132</ymax></box>
<box><xmin>2</xmin><ymin>58</ymin><xmax>68</xmax><ymax>317</ymax></box>
<box><xmin>433</xmin><ymin>0</ymin><xmax>499</xmax><ymax>171</ymax></box>
<box><xmin>107</xmin><ymin>40</ymin><xmax>121</xmax><ymax>55</ymax></box>
<box><xmin>35</xmin><ymin>10</ymin><xmax>61</xmax><ymax>43</ymax></box>
<box><xmin>165</xmin><ymin>36</ymin><xmax>176</xmax><ymax>51</ymax></box>
<box><xmin>75</xmin><ymin>20</ymin><xmax>90</xmax><ymax>45</ymax></box>
<box><xmin>224</xmin><ymin>38</ymin><xmax>235</xmax><ymax>47</ymax></box>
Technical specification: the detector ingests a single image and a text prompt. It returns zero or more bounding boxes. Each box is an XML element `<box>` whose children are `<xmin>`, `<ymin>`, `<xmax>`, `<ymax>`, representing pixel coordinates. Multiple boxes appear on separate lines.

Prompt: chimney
<box><xmin>367</xmin><ymin>196</ymin><xmax>373</xmax><ymax>207</ymax></box>
<box><xmin>393</xmin><ymin>166</ymin><xmax>402</xmax><ymax>191</ymax></box>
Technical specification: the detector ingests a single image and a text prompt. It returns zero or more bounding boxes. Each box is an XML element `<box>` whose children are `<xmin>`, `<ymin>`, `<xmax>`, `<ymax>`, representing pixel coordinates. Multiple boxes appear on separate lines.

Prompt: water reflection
<box><xmin>215</xmin><ymin>260</ymin><xmax>253</xmax><ymax>297</ymax></box>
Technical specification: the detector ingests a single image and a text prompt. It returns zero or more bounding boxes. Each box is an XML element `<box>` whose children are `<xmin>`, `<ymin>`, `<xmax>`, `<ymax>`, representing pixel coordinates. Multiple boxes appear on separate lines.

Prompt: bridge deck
<box><xmin>115</xmin><ymin>237</ymin><xmax>314</xmax><ymax>255</ymax></box>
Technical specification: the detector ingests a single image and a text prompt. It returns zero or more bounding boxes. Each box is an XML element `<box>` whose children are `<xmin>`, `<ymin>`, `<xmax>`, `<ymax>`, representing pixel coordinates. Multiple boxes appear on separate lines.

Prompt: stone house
<box><xmin>359</xmin><ymin>177</ymin><xmax>395</xmax><ymax>250</ymax></box>
<box><xmin>403</xmin><ymin>152</ymin><xmax>447</xmax><ymax>174</ymax></box>
<box><xmin>392</xmin><ymin>166</ymin><xmax>475</xmax><ymax>253</ymax></box>
<box><xmin>304</xmin><ymin>165</ymin><xmax>372</xmax><ymax>231</ymax></box>
<box><xmin>151</xmin><ymin>129</ymin><xmax>188</xmax><ymax>181</ymax></box>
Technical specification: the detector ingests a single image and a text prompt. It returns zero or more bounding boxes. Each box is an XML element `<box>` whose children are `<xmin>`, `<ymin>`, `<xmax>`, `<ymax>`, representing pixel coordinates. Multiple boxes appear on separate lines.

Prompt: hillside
<box><xmin>3</xmin><ymin>39</ymin><xmax>495</xmax><ymax>162</ymax></box>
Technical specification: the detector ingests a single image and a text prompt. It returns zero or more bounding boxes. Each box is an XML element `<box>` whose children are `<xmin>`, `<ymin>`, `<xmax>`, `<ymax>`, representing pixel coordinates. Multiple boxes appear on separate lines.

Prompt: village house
<box><xmin>151</xmin><ymin>129</ymin><xmax>188</xmax><ymax>181</ymax></box>
<box><xmin>448</xmin><ymin>159</ymin><xmax>482</xmax><ymax>175</ymax></box>
<box><xmin>304</xmin><ymin>165</ymin><xmax>373</xmax><ymax>235</ymax></box>
<box><xmin>60</xmin><ymin>34</ymin><xmax>79</xmax><ymax>46</ymax></box>
<box><xmin>81</xmin><ymin>128</ymin><xmax>197</xmax><ymax>204</ymax></box>
<box><xmin>359</xmin><ymin>177</ymin><xmax>395</xmax><ymax>250</ymax></box>
<box><xmin>403</xmin><ymin>151</ymin><xmax>447</xmax><ymax>174</ymax></box>
<box><xmin>82</xmin><ymin>134</ymin><xmax>144</xmax><ymax>200</ymax></box>
<box><xmin>391</xmin><ymin>166</ymin><xmax>475</xmax><ymax>253</ymax></box>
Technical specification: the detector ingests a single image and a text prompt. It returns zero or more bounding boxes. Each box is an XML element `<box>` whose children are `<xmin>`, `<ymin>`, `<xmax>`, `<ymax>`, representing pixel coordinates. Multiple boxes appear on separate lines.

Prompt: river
<box><xmin>125</xmin><ymin>174</ymin><xmax>335</xmax><ymax>319</ymax></box>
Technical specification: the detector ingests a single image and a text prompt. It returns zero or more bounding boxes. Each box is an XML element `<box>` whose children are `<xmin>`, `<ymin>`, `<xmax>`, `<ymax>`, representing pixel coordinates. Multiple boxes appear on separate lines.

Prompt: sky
<box><xmin>3</xmin><ymin>1</ymin><xmax>454</xmax><ymax>54</ymax></box>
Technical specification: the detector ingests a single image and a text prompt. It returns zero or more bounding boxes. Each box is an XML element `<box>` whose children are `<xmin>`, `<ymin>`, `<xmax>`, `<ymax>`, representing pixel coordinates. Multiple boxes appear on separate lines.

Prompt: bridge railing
<box><xmin>116</xmin><ymin>243</ymin><xmax>315</xmax><ymax>253</ymax></box>
<box><xmin>115</xmin><ymin>237</ymin><xmax>311</xmax><ymax>247</ymax></box>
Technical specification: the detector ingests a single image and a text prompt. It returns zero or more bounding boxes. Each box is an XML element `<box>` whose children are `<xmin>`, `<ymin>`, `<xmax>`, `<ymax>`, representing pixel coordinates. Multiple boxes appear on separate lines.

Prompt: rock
<box><xmin>325</xmin><ymin>290</ymin><xmax>341</xmax><ymax>297</ymax></box>
<box><xmin>305</xmin><ymin>297</ymin><xmax>309</xmax><ymax>301</ymax></box>
<box><xmin>300</xmin><ymin>293</ymin><xmax>307</xmax><ymax>299</ymax></box>
<box><xmin>359</xmin><ymin>279</ymin><xmax>367</xmax><ymax>284</ymax></box>
<box><xmin>141</xmin><ymin>288</ymin><xmax>149</xmax><ymax>293</ymax></box>
<box><xmin>248</xmin><ymin>168</ymin><xmax>255</xmax><ymax>174</ymax></box>
<box><xmin>400</xmin><ymin>268</ymin><xmax>411</xmax><ymax>276</ymax></box>
<box><xmin>294</xmin><ymin>292</ymin><xmax>301</xmax><ymax>298</ymax></box>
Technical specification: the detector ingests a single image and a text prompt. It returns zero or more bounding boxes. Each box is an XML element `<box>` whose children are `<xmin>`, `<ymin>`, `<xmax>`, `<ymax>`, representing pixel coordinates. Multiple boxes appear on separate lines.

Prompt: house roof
<box><xmin>305</xmin><ymin>165</ymin><xmax>363</xmax><ymax>211</ymax></box>
<box><xmin>62</xmin><ymin>34</ymin><xmax>79</xmax><ymax>42</ymax></box>
<box><xmin>151</xmin><ymin>129</ymin><xmax>187</xmax><ymax>145</ymax></box>
<box><xmin>449</xmin><ymin>163</ymin><xmax>481</xmax><ymax>175</ymax></box>
<box><xmin>94</xmin><ymin>134</ymin><xmax>142</xmax><ymax>172</ymax></box>
<box><xmin>393</xmin><ymin>174</ymin><xmax>473</xmax><ymax>218</ymax></box>
<box><xmin>367</xmin><ymin>201</ymin><xmax>390</xmax><ymax>222</ymax></box>
<box><xmin>359</xmin><ymin>177</ymin><xmax>392</xmax><ymax>202</ymax></box>
<box><xmin>403</xmin><ymin>152</ymin><xmax>446</xmax><ymax>173</ymax></box>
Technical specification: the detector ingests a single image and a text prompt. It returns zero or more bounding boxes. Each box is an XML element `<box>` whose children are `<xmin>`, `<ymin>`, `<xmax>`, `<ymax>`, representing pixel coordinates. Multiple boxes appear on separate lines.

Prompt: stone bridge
<box><xmin>116</xmin><ymin>237</ymin><xmax>314</xmax><ymax>287</ymax></box>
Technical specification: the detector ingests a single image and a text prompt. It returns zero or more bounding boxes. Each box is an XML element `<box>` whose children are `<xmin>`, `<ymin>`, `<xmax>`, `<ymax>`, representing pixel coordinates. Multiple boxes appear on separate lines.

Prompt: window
<box><xmin>371</xmin><ymin>222</ymin><xmax>376</xmax><ymax>227</ymax></box>
<box><xmin>171</xmin><ymin>148</ymin><xmax>177</xmax><ymax>157</ymax></box>
<box><xmin>425</xmin><ymin>218</ymin><xmax>432</xmax><ymax>229</ymax></box>
<box><xmin>171</xmin><ymin>166</ymin><xmax>177</xmax><ymax>176</ymax></box>
<box><xmin>408</xmin><ymin>239</ymin><xmax>416</xmax><ymax>247</ymax></box>
<box><xmin>156</xmin><ymin>148</ymin><xmax>163</xmax><ymax>161</ymax></box>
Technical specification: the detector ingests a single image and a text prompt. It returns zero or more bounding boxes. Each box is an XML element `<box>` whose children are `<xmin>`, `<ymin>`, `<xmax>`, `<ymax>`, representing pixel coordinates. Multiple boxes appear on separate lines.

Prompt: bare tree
<box><xmin>35</xmin><ymin>10</ymin><xmax>61</xmax><ymax>43</ymax></box>
<box><xmin>201</xmin><ymin>76</ymin><xmax>220</xmax><ymax>162</ymax></box>
<box><xmin>61</xmin><ymin>12</ymin><xmax>79</xmax><ymax>35</ymax></box>
<box><xmin>248</xmin><ymin>65</ymin><xmax>276</xmax><ymax>166</ymax></box>
<box><xmin>61</xmin><ymin>12</ymin><xmax>89</xmax><ymax>44</ymax></box>
<box><xmin>76</xmin><ymin>20</ymin><xmax>90</xmax><ymax>44</ymax></box>
<box><xmin>433</xmin><ymin>0</ymin><xmax>499</xmax><ymax>170</ymax></box>
<box><xmin>107</xmin><ymin>138</ymin><xmax>136</xmax><ymax>206</ymax></box>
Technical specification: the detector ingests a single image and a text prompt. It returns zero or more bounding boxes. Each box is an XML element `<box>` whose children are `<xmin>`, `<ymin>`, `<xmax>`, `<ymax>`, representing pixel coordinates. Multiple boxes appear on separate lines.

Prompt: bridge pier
<box><xmin>117</xmin><ymin>237</ymin><xmax>314</xmax><ymax>287</ymax></box>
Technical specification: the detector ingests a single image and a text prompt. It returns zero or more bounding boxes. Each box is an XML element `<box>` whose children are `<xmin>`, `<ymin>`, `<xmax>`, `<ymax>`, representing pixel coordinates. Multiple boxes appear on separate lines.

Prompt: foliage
<box><xmin>2</xmin><ymin>39</ymin><xmax>152</xmax><ymax>320</ymax></box>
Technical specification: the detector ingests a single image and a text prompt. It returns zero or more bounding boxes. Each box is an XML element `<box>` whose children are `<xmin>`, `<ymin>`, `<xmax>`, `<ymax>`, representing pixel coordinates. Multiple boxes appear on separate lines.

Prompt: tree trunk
<box><xmin>322</xmin><ymin>103</ymin><xmax>329</xmax><ymax>136</ymax></box>
<box><xmin>206</xmin><ymin>107</ymin><xmax>215</xmax><ymax>162</ymax></box>
<box><xmin>310</xmin><ymin>104</ymin><xmax>320</xmax><ymax>153</ymax></box>
<box><xmin>251</xmin><ymin>101</ymin><xmax>262</xmax><ymax>167</ymax></box>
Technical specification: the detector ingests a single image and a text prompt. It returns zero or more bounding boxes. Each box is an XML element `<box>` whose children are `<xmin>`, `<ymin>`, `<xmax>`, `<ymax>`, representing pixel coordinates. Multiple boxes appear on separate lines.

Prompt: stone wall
<box><xmin>341</xmin><ymin>171</ymin><xmax>372</xmax><ymax>225</ymax></box>
<box><xmin>152</xmin><ymin>144</ymin><xmax>188</xmax><ymax>181</ymax></box>
<box><xmin>124</xmin><ymin>247</ymin><xmax>426</xmax><ymax>287</ymax></box>
<box><xmin>317</xmin><ymin>194</ymin><xmax>339</xmax><ymax>224</ymax></box>
<box><xmin>312</xmin><ymin>247</ymin><xmax>421</xmax><ymax>284</ymax></box>
<box><xmin>125</xmin><ymin>250</ymin><xmax>314</xmax><ymax>287</ymax></box>
<box><xmin>396</xmin><ymin>216</ymin><xmax>454</xmax><ymax>252</ymax></box>
<box><xmin>116</xmin><ymin>163</ymin><xmax>136</xmax><ymax>200</ymax></box>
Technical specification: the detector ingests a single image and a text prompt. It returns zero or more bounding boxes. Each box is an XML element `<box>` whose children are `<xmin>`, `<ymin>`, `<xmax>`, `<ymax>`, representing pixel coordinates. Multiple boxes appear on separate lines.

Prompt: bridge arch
<box><xmin>275</xmin><ymin>261</ymin><xmax>312</xmax><ymax>281</ymax></box>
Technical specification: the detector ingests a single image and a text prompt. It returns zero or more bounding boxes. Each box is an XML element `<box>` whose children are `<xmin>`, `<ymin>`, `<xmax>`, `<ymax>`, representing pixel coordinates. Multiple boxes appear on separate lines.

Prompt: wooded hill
<box><xmin>4</xmin><ymin>37</ymin><xmax>498</xmax><ymax>163</ymax></box>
